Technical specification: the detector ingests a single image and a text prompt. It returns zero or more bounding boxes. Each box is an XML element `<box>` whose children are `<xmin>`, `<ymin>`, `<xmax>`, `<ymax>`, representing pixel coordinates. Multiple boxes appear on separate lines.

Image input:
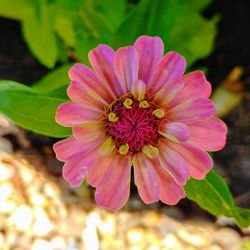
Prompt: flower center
<box><xmin>105</xmin><ymin>94</ymin><xmax>164</xmax><ymax>155</ymax></box>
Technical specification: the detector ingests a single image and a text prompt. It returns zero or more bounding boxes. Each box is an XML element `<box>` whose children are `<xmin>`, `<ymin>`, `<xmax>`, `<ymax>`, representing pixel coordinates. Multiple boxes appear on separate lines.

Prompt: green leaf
<box><xmin>185</xmin><ymin>171</ymin><xmax>250</xmax><ymax>227</ymax></box>
<box><xmin>54</xmin><ymin>14</ymin><xmax>75</xmax><ymax>47</ymax></box>
<box><xmin>22</xmin><ymin>0</ymin><xmax>58</xmax><ymax>68</ymax></box>
<box><xmin>75</xmin><ymin>6</ymin><xmax>113</xmax><ymax>63</ymax></box>
<box><xmin>187</xmin><ymin>0</ymin><xmax>212</xmax><ymax>11</ymax></box>
<box><xmin>113</xmin><ymin>0</ymin><xmax>176</xmax><ymax>48</ymax></box>
<box><xmin>113</xmin><ymin>0</ymin><xmax>217</xmax><ymax>66</ymax></box>
<box><xmin>168</xmin><ymin>1</ymin><xmax>218</xmax><ymax>66</ymax></box>
<box><xmin>0</xmin><ymin>80</ymin><xmax>71</xmax><ymax>138</ymax></box>
<box><xmin>0</xmin><ymin>0</ymin><xmax>32</xmax><ymax>20</ymax></box>
<box><xmin>32</xmin><ymin>64</ymin><xmax>72</xmax><ymax>92</ymax></box>
<box><xmin>89</xmin><ymin>0</ymin><xmax>126</xmax><ymax>32</ymax></box>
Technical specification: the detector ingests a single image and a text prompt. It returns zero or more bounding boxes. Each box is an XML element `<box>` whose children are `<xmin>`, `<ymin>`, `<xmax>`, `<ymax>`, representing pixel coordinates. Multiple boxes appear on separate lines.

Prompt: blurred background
<box><xmin>0</xmin><ymin>0</ymin><xmax>250</xmax><ymax>249</ymax></box>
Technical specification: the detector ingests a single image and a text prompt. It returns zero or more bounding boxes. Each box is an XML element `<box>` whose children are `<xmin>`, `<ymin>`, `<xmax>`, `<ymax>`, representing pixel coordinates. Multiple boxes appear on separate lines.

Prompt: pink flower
<box><xmin>54</xmin><ymin>36</ymin><xmax>227</xmax><ymax>211</ymax></box>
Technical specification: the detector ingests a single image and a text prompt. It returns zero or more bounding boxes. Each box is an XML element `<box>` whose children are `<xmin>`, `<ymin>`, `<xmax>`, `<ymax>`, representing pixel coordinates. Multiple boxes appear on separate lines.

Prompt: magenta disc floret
<box><xmin>105</xmin><ymin>95</ymin><xmax>164</xmax><ymax>154</ymax></box>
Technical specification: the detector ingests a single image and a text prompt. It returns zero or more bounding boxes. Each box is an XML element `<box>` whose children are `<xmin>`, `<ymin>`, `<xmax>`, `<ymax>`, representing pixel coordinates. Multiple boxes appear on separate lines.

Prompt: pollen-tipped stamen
<box><xmin>108</xmin><ymin>112</ymin><xmax>118</xmax><ymax>122</ymax></box>
<box><xmin>153</xmin><ymin>108</ymin><xmax>165</xmax><ymax>119</ymax></box>
<box><xmin>139</xmin><ymin>100</ymin><xmax>150</xmax><ymax>109</ymax></box>
<box><xmin>123</xmin><ymin>98</ymin><xmax>133</xmax><ymax>109</ymax></box>
<box><xmin>119</xmin><ymin>143</ymin><xmax>129</xmax><ymax>155</ymax></box>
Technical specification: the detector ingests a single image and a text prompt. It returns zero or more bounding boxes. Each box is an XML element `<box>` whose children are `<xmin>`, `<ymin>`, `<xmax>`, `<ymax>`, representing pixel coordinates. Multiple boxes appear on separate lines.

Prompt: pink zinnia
<box><xmin>54</xmin><ymin>36</ymin><xmax>227</xmax><ymax>211</ymax></box>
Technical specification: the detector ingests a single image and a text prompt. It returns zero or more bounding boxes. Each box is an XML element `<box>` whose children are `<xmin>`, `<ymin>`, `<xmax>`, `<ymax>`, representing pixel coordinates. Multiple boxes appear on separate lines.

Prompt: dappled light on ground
<box><xmin>0</xmin><ymin>152</ymin><xmax>249</xmax><ymax>250</ymax></box>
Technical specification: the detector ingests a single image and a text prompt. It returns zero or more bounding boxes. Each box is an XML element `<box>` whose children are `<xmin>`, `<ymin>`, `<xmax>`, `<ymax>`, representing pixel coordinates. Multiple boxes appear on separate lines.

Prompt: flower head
<box><xmin>54</xmin><ymin>36</ymin><xmax>227</xmax><ymax>211</ymax></box>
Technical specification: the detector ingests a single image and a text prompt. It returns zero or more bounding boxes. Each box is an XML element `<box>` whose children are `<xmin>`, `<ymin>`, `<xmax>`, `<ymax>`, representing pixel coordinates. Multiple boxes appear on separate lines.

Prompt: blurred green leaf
<box><xmin>75</xmin><ymin>6</ymin><xmax>113</xmax><ymax>63</ymax></box>
<box><xmin>0</xmin><ymin>80</ymin><xmax>70</xmax><ymax>137</ymax></box>
<box><xmin>32</xmin><ymin>64</ymin><xmax>71</xmax><ymax>92</ymax></box>
<box><xmin>113</xmin><ymin>0</ymin><xmax>176</xmax><ymax>48</ymax></box>
<box><xmin>169</xmin><ymin>1</ymin><xmax>218</xmax><ymax>66</ymax></box>
<box><xmin>0</xmin><ymin>0</ymin><xmax>32</xmax><ymax>20</ymax></box>
<box><xmin>185</xmin><ymin>171</ymin><xmax>250</xmax><ymax>227</ymax></box>
<box><xmin>89</xmin><ymin>0</ymin><xmax>126</xmax><ymax>32</ymax></box>
<box><xmin>113</xmin><ymin>0</ymin><xmax>217</xmax><ymax>66</ymax></box>
<box><xmin>22</xmin><ymin>0</ymin><xmax>58</xmax><ymax>68</ymax></box>
<box><xmin>187</xmin><ymin>0</ymin><xmax>212</xmax><ymax>11</ymax></box>
<box><xmin>55</xmin><ymin>15</ymin><xmax>75</xmax><ymax>47</ymax></box>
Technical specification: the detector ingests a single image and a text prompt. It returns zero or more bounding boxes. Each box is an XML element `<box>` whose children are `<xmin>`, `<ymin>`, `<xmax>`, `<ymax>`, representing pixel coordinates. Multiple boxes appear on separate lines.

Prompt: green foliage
<box><xmin>22</xmin><ymin>0</ymin><xmax>58</xmax><ymax>68</ymax></box>
<box><xmin>113</xmin><ymin>0</ymin><xmax>217</xmax><ymax>66</ymax></box>
<box><xmin>113</xmin><ymin>0</ymin><xmax>176</xmax><ymax>49</ymax></box>
<box><xmin>32</xmin><ymin>64</ymin><xmax>72</xmax><ymax>92</ymax></box>
<box><xmin>0</xmin><ymin>0</ymin><xmax>31</xmax><ymax>20</ymax></box>
<box><xmin>185</xmin><ymin>171</ymin><xmax>250</xmax><ymax>227</ymax></box>
<box><xmin>0</xmin><ymin>81</ymin><xmax>71</xmax><ymax>137</ymax></box>
<box><xmin>0</xmin><ymin>0</ymin><xmax>217</xmax><ymax>68</ymax></box>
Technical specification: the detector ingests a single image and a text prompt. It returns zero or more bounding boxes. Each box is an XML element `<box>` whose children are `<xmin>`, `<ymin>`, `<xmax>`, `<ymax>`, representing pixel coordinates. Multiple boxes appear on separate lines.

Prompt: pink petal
<box><xmin>67</xmin><ymin>81</ymin><xmax>104</xmax><ymax>112</ymax></box>
<box><xmin>168</xmin><ymin>98</ymin><xmax>216</xmax><ymax>123</ymax></box>
<box><xmin>87</xmin><ymin>156</ymin><xmax>115</xmax><ymax>187</ymax></box>
<box><xmin>150</xmin><ymin>51</ymin><xmax>186</xmax><ymax>93</ymax></box>
<box><xmin>133</xmin><ymin>153</ymin><xmax>160</xmax><ymax>204</ymax></box>
<box><xmin>134</xmin><ymin>36</ymin><xmax>164</xmax><ymax>86</ymax></box>
<box><xmin>114</xmin><ymin>46</ymin><xmax>139</xmax><ymax>92</ymax></box>
<box><xmin>53</xmin><ymin>136</ymin><xmax>90</xmax><ymax>162</ymax></box>
<box><xmin>153</xmin><ymin>79</ymin><xmax>184</xmax><ymax>106</ymax></box>
<box><xmin>62</xmin><ymin>156</ymin><xmax>87</xmax><ymax>187</ymax></box>
<box><xmin>188</xmin><ymin>117</ymin><xmax>227</xmax><ymax>151</ymax></box>
<box><xmin>169</xmin><ymin>71</ymin><xmax>212</xmax><ymax>108</ymax></box>
<box><xmin>88</xmin><ymin>45</ymin><xmax>124</xmax><ymax>96</ymax></box>
<box><xmin>62</xmin><ymin>144</ymin><xmax>101</xmax><ymax>187</ymax></box>
<box><xmin>168</xmin><ymin>141</ymin><xmax>213</xmax><ymax>179</ymax></box>
<box><xmin>72</xmin><ymin>123</ymin><xmax>103</xmax><ymax>142</ymax></box>
<box><xmin>160</xmin><ymin>122</ymin><xmax>190</xmax><ymax>142</ymax></box>
<box><xmin>95</xmin><ymin>157</ymin><xmax>131</xmax><ymax>211</ymax></box>
<box><xmin>56</xmin><ymin>102</ymin><xmax>99</xmax><ymax>127</ymax></box>
<box><xmin>158</xmin><ymin>142</ymin><xmax>190</xmax><ymax>185</ymax></box>
<box><xmin>131</xmin><ymin>79</ymin><xmax>146</xmax><ymax>101</ymax></box>
<box><xmin>68</xmin><ymin>63</ymin><xmax>114</xmax><ymax>102</ymax></box>
<box><xmin>152</xmin><ymin>158</ymin><xmax>185</xmax><ymax>205</ymax></box>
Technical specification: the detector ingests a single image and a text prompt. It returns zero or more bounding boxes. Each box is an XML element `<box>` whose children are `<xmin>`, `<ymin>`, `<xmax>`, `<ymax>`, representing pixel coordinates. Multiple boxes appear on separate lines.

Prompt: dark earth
<box><xmin>0</xmin><ymin>0</ymin><xmax>250</xmax><ymax>211</ymax></box>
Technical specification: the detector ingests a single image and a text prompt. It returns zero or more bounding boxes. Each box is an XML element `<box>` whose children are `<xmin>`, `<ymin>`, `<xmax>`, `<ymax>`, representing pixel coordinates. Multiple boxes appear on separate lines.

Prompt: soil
<box><xmin>0</xmin><ymin>0</ymin><xmax>250</xmax><ymax>207</ymax></box>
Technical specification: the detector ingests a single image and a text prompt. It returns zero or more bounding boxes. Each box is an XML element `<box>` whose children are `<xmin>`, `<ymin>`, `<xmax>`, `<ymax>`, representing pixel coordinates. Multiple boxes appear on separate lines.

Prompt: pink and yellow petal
<box><xmin>67</xmin><ymin>81</ymin><xmax>105</xmax><ymax>112</ymax></box>
<box><xmin>153</xmin><ymin>79</ymin><xmax>184</xmax><ymax>106</ymax></box>
<box><xmin>87</xmin><ymin>156</ymin><xmax>116</xmax><ymax>188</ymax></box>
<box><xmin>158</xmin><ymin>142</ymin><xmax>190</xmax><ymax>185</ymax></box>
<box><xmin>168</xmin><ymin>98</ymin><xmax>216</xmax><ymax>123</ymax></box>
<box><xmin>159</xmin><ymin>122</ymin><xmax>190</xmax><ymax>142</ymax></box>
<box><xmin>133</xmin><ymin>153</ymin><xmax>160</xmax><ymax>204</ymax></box>
<box><xmin>152</xmin><ymin>158</ymin><xmax>185</xmax><ymax>205</ymax></box>
<box><xmin>114</xmin><ymin>46</ymin><xmax>139</xmax><ymax>92</ymax></box>
<box><xmin>62</xmin><ymin>156</ymin><xmax>87</xmax><ymax>187</ymax></box>
<box><xmin>53</xmin><ymin>136</ymin><xmax>93</xmax><ymax>162</ymax></box>
<box><xmin>134</xmin><ymin>35</ymin><xmax>164</xmax><ymax>86</ymax></box>
<box><xmin>187</xmin><ymin>117</ymin><xmax>227</xmax><ymax>151</ymax></box>
<box><xmin>72</xmin><ymin>123</ymin><xmax>103</xmax><ymax>142</ymax></box>
<box><xmin>55</xmin><ymin>102</ymin><xmax>99</xmax><ymax>127</ymax></box>
<box><xmin>88</xmin><ymin>45</ymin><xmax>123</xmax><ymax>97</ymax></box>
<box><xmin>168</xmin><ymin>141</ymin><xmax>213</xmax><ymax>179</ymax></box>
<box><xmin>68</xmin><ymin>63</ymin><xmax>114</xmax><ymax>102</ymax></box>
<box><xmin>150</xmin><ymin>51</ymin><xmax>186</xmax><ymax>93</ymax></box>
<box><xmin>168</xmin><ymin>71</ymin><xmax>212</xmax><ymax>108</ymax></box>
<box><xmin>62</xmin><ymin>144</ymin><xmax>101</xmax><ymax>187</ymax></box>
<box><xmin>95</xmin><ymin>157</ymin><xmax>131</xmax><ymax>211</ymax></box>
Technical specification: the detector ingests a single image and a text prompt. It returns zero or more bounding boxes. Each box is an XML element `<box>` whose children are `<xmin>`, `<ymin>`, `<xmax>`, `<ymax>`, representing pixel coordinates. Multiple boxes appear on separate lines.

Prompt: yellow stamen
<box><xmin>119</xmin><ymin>143</ymin><xmax>129</xmax><ymax>155</ymax></box>
<box><xmin>152</xmin><ymin>108</ymin><xmax>165</xmax><ymax>119</ymax></box>
<box><xmin>99</xmin><ymin>137</ymin><xmax>115</xmax><ymax>156</ymax></box>
<box><xmin>139</xmin><ymin>100</ymin><xmax>150</xmax><ymax>108</ymax></box>
<box><xmin>142</xmin><ymin>145</ymin><xmax>159</xmax><ymax>159</ymax></box>
<box><xmin>123</xmin><ymin>98</ymin><xmax>133</xmax><ymax>109</ymax></box>
<box><xmin>108</xmin><ymin>112</ymin><xmax>118</xmax><ymax>122</ymax></box>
